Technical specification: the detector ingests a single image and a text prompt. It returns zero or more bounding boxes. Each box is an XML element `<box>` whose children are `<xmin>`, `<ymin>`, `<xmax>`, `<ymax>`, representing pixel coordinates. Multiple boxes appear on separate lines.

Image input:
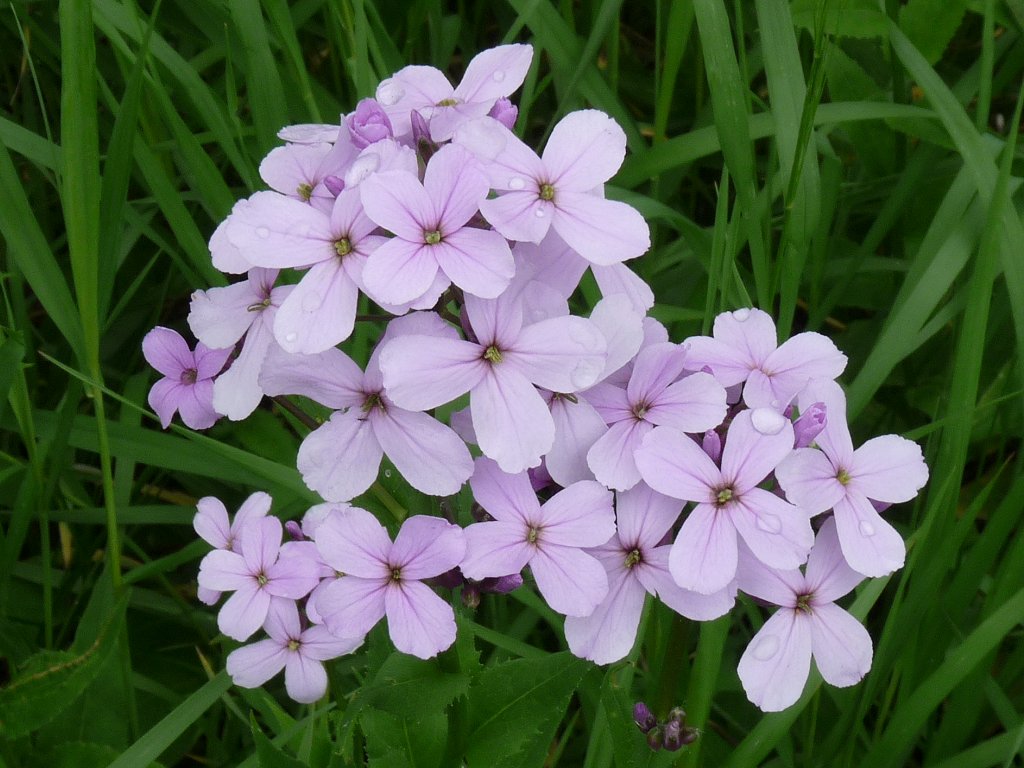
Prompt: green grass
<box><xmin>1</xmin><ymin>1</ymin><xmax>1023</xmax><ymax>766</ymax></box>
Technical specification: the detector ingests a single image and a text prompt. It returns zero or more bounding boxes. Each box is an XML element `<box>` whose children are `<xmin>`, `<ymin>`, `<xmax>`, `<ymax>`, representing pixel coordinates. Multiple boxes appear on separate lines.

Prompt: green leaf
<box><xmin>252</xmin><ymin>715</ymin><xmax>309</xmax><ymax>768</ymax></box>
<box><xmin>362</xmin><ymin>707</ymin><xmax>446</xmax><ymax>768</ymax></box>
<box><xmin>464</xmin><ymin>651</ymin><xmax>588</xmax><ymax>768</ymax></box>
<box><xmin>0</xmin><ymin>589</ymin><xmax>128</xmax><ymax>738</ymax></box>
<box><xmin>899</xmin><ymin>0</ymin><xmax>972</xmax><ymax>64</ymax></box>
<box><xmin>359</xmin><ymin>652</ymin><xmax>470</xmax><ymax>719</ymax></box>
<box><xmin>32</xmin><ymin>741</ymin><xmax>160</xmax><ymax>768</ymax></box>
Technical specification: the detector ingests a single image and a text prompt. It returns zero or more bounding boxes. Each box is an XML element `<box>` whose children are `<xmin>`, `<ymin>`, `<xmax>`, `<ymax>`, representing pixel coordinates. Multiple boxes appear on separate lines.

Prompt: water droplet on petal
<box><xmin>508</xmin><ymin>176</ymin><xmax>525</xmax><ymax>190</ymax></box>
<box><xmin>859</xmin><ymin>520</ymin><xmax>876</xmax><ymax>537</ymax></box>
<box><xmin>285</xmin><ymin>332</ymin><xmax>298</xmax><ymax>343</ymax></box>
<box><xmin>534</xmin><ymin>207</ymin><xmax>546</xmax><ymax>218</ymax></box>
<box><xmin>302</xmin><ymin>292</ymin><xmax>322</xmax><ymax>311</ymax></box>
<box><xmin>751</xmin><ymin>407</ymin><xmax>787</xmax><ymax>435</ymax></box>
<box><xmin>570</xmin><ymin>359</ymin><xmax>603</xmax><ymax>390</ymax></box>
<box><xmin>255</xmin><ymin>226</ymin><xmax>270</xmax><ymax>239</ymax></box>
<box><xmin>752</xmin><ymin>634</ymin><xmax>780</xmax><ymax>661</ymax></box>
<box><xmin>492</xmin><ymin>70</ymin><xmax>506</xmax><ymax>82</ymax></box>
<box><xmin>733</xmin><ymin>308</ymin><xmax>751</xmax><ymax>321</ymax></box>
<box><xmin>377</xmin><ymin>81</ymin><xmax>405</xmax><ymax>106</ymax></box>
<box><xmin>756</xmin><ymin>514</ymin><xmax>782</xmax><ymax>534</ymax></box>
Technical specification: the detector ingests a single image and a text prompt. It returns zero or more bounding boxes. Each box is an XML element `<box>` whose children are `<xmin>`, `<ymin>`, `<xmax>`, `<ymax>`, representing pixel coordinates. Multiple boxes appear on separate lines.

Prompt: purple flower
<box><xmin>775</xmin><ymin>380</ymin><xmax>928</xmax><ymax>576</ymax></box>
<box><xmin>226</xmin><ymin>597</ymin><xmax>364</xmax><ymax>703</ymax></box>
<box><xmin>736</xmin><ymin>517</ymin><xmax>872</xmax><ymax>711</ymax></box>
<box><xmin>198</xmin><ymin>516</ymin><xmax>321</xmax><ymax>641</ymax></box>
<box><xmin>488</xmin><ymin>97</ymin><xmax>518</xmax><ymax>130</ymax></box>
<box><xmin>634</xmin><ymin>408</ymin><xmax>814</xmax><ymax>595</ymax></box>
<box><xmin>460</xmin><ymin>458</ymin><xmax>615</xmax><ymax>616</ymax></box>
<box><xmin>347</xmin><ymin>98</ymin><xmax>394</xmax><ymax>148</ymax></box>
<box><xmin>193</xmin><ymin>492</ymin><xmax>271</xmax><ymax>604</ymax></box>
<box><xmin>314</xmin><ymin>509</ymin><xmax>466</xmax><ymax>659</ymax></box>
<box><xmin>258</xmin><ymin>138</ymin><xmax>355</xmax><ymax>213</ymax></box>
<box><xmin>142</xmin><ymin>327</ymin><xmax>230</xmax><ymax>430</ymax></box>
<box><xmin>564</xmin><ymin>484</ymin><xmax>734</xmax><ymax>664</ymax></box>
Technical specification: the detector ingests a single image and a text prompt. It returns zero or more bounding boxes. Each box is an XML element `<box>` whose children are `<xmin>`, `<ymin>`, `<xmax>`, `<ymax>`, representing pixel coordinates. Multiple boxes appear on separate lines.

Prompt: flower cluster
<box><xmin>148</xmin><ymin>44</ymin><xmax>929</xmax><ymax>713</ymax></box>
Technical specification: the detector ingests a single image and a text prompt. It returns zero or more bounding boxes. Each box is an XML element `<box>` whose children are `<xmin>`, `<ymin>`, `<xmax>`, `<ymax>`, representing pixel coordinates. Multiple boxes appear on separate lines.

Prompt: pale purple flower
<box><xmin>455</xmin><ymin>111</ymin><xmax>650</xmax><ymax>266</ymax></box>
<box><xmin>586</xmin><ymin>343</ymin><xmax>727</xmax><ymax>490</ymax></box>
<box><xmin>775</xmin><ymin>380</ymin><xmax>928</xmax><ymax>576</ymax></box>
<box><xmin>634</xmin><ymin>408</ymin><xmax>814</xmax><ymax>594</ymax></box>
<box><xmin>142</xmin><ymin>327</ymin><xmax>230</xmax><ymax>430</ymax></box>
<box><xmin>198</xmin><ymin>516</ymin><xmax>321</xmax><ymax>641</ymax></box>
<box><xmin>258</xmin><ymin>138</ymin><xmax>354</xmax><ymax>213</ymax></box>
<box><xmin>314</xmin><ymin>509</ymin><xmax>466</xmax><ymax>659</ymax></box>
<box><xmin>736</xmin><ymin>517</ymin><xmax>872</xmax><ymax>712</ymax></box>
<box><xmin>683</xmin><ymin>308</ymin><xmax>847</xmax><ymax>410</ymax></box>
<box><xmin>346</xmin><ymin>98</ymin><xmax>394</xmax><ymax>148</ymax></box>
<box><xmin>565</xmin><ymin>483</ymin><xmax>734</xmax><ymax>664</ymax></box>
<box><xmin>226</xmin><ymin>597</ymin><xmax>364</xmax><ymax>703</ymax></box>
<box><xmin>193</xmin><ymin>492</ymin><xmax>271</xmax><ymax>605</ymax></box>
<box><xmin>460</xmin><ymin>458</ymin><xmax>615</xmax><ymax>616</ymax></box>
<box><xmin>359</xmin><ymin>144</ymin><xmax>515</xmax><ymax>305</ymax></box>
<box><xmin>277</xmin><ymin>123</ymin><xmax>342</xmax><ymax>144</ymax></box>
<box><xmin>375</xmin><ymin>44</ymin><xmax>534</xmax><ymax>141</ymax></box>
<box><xmin>380</xmin><ymin>293</ymin><xmax>607</xmax><ymax>473</ymax></box>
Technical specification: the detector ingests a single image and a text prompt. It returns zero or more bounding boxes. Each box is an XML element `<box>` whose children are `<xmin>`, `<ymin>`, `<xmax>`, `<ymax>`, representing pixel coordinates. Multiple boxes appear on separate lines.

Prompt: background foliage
<box><xmin>1</xmin><ymin>0</ymin><xmax>1022</xmax><ymax>766</ymax></box>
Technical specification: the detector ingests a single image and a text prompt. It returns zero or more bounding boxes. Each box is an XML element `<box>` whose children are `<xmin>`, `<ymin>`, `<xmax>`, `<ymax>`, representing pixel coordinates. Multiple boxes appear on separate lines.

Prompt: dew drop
<box><xmin>508</xmin><ymin>176</ymin><xmax>525</xmax><ymax>190</ymax></box>
<box><xmin>751</xmin><ymin>407</ymin><xmax>787</xmax><ymax>435</ymax></box>
<box><xmin>377</xmin><ymin>81</ymin><xmax>405</xmax><ymax>106</ymax></box>
<box><xmin>534</xmin><ymin>207</ymin><xmax>546</xmax><ymax>218</ymax></box>
<box><xmin>570</xmin><ymin>359</ymin><xmax>603</xmax><ymax>390</ymax></box>
<box><xmin>284</xmin><ymin>332</ymin><xmax>298</xmax><ymax>343</ymax></box>
<box><xmin>756</xmin><ymin>514</ymin><xmax>782</xmax><ymax>534</ymax></box>
<box><xmin>255</xmin><ymin>226</ymin><xmax>270</xmax><ymax>239</ymax></box>
<box><xmin>859</xmin><ymin>520</ymin><xmax>876</xmax><ymax>537</ymax></box>
<box><xmin>733</xmin><ymin>308</ymin><xmax>752</xmax><ymax>321</ymax></box>
<box><xmin>302</xmin><ymin>292</ymin><xmax>322</xmax><ymax>311</ymax></box>
<box><xmin>383</xmin><ymin>469</ymin><xmax>392</xmax><ymax>478</ymax></box>
<box><xmin>752</xmin><ymin>634</ymin><xmax>780</xmax><ymax>661</ymax></box>
<box><xmin>492</xmin><ymin>70</ymin><xmax>506</xmax><ymax>83</ymax></box>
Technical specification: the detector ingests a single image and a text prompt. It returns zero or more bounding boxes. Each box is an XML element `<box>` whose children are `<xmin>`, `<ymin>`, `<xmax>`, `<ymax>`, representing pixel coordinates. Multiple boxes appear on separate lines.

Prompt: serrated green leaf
<box><xmin>359</xmin><ymin>652</ymin><xmax>470</xmax><ymax>719</ymax></box>
<box><xmin>899</xmin><ymin>0</ymin><xmax>972</xmax><ymax>64</ymax></box>
<box><xmin>361</xmin><ymin>707</ymin><xmax>446</xmax><ymax>768</ymax></box>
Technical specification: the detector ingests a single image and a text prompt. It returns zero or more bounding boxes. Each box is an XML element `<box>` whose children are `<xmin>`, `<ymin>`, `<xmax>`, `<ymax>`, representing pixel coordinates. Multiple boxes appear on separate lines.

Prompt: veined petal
<box><xmin>552</xmin><ymin>193</ymin><xmax>650</xmax><ymax>266</ymax></box>
<box><xmin>615</xmin><ymin>483</ymin><xmax>683</xmax><ymax>550</ymax></box>
<box><xmin>317</xmin><ymin>576</ymin><xmax>389</xmax><ymax>639</ymax></box>
<box><xmin>637</xmin><ymin>548</ymin><xmax>735</xmax><ymax>620</ymax></box>
<box><xmin>648</xmin><ymin>372</ymin><xmax>728</xmax><ymax>433</ymax></box>
<box><xmin>539</xmin><ymin>481</ymin><xmax>615</xmax><ymax>547</ymax></box>
<box><xmin>259</xmin><ymin>345</ymin><xmax>365</xmax><ymax>410</ymax></box>
<box><xmin>226</xmin><ymin>639</ymin><xmax>287</xmax><ymax>688</ymax></box>
<box><xmin>564</xmin><ymin>564</ymin><xmax>646</xmax><ymax>664</ymax></box>
<box><xmin>460</xmin><ymin>521</ymin><xmax>533</xmax><ymax>580</ymax></box>
<box><xmin>668</xmin><ymin>503</ymin><xmax>738</xmax><ymax>595</ymax></box>
<box><xmin>148</xmin><ymin>378</ymin><xmax>185</xmax><ymax>429</ymax></box>
<box><xmin>805</xmin><ymin>517</ymin><xmax>864</xmax><ymax>603</ymax></box>
<box><xmin>546</xmin><ymin>395</ymin><xmax>607</xmax><ymax>486</ymax></box>
<box><xmin>763</xmin><ymin>332</ymin><xmax>847</xmax><ymax>406</ymax></box>
<box><xmin>390</xmin><ymin>515</ymin><xmax>466</xmax><ymax>580</ymax></box>
<box><xmin>469</xmin><ymin>456</ymin><xmax>540</xmax><ymax>525</ymax></box>
<box><xmin>211</xmin><ymin>314</ymin><xmax>276</xmax><ymax>420</ymax></box>
<box><xmin>592</xmin><ymin>262</ymin><xmax>655</xmax><ymax>314</ymax></box>
<box><xmin>314</xmin><ymin>506</ymin><xmax>392</xmax><ymax>578</ymax></box>
<box><xmin>297</xmin><ymin>411</ymin><xmax>383</xmax><ymax>502</ymax></box>
<box><xmin>849</xmin><ymin>435</ymin><xmax>928</xmax><ymax>504</ymax></box>
<box><xmin>472</xmin><ymin>368</ymin><xmax>554</xmax><ymax>473</ymax></box>
<box><xmin>626</xmin><ymin>343</ymin><xmax>688</xmax><ymax>405</ymax></box>
<box><xmin>226</xmin><ymin>191</ymin><xmax>334</xmax><ymax>268</ymax></box>
<box><xmin>198</xmin><ymin>549</ymin><xmax>251</xmax><ymax>592</ymax></box>
<box><xmin>479</xmin><ymin>192</ymin><xmax>553</xmax><ymax>243</ymax></box>
<box><xmin>175</xmin><ymin>380</ymin><xmax>220</xmax><ymax>431</ymax></box>
<box><xmin>380</xmin><ymin>335</ymin><xmax>487</xmax><ymax>411</ymax></box>
<box><xmin>634</xmin><ymin>426</ymin><xmax>721</xmax><ymax>504</ymax></box>
<box><xmin>834</xmin><ymin>494</ymin><xmax>905</xmax><ymax>577</ymax></box>
<box><xmin>738</xmin><ymin>609</ymin><xmax>813</xmax><ymax>712</ymax></box>
<box><xmin>455</xmin><ymin>44</ymin><xmax>533</xmax><ymax>104</ymax></box>
<box><xmin>187</xmin><ymin>281</ymin><xmax>260</xmax><ymax>349</ymax></box>
<box><xmin>734</xmin><ymin>542</ymin><xmax>802</xmax><ymax>607</ymax></box>
<box><xmin>808</xmin><ymin>602</ymin><xmax>873</xmax><ymax>687</ymax></box>
<box><xmin>359</xmin><ymin>170</ymin><xmax>434</xmax><ymax>239</ymax></box>
<box><xmin>506</xmin><ymin>316</ymin><xmax>607</xmax><ymax>393</ymax></box>
<box><xmin>361</xmin><ymin>238</ymin><xmax>440</xmax><ymax>306</ymax></box>
<box><xmin>284</xmin><ymin>654</ymin><xmax>328</xmax><ymax>703</ymax></box>
<box><xmin>385</xmin><ymin>581</ymin><xmax>457</xmax><ymax>659</ymax></box>
<box><xmin>543</xmin><ymin>110</ymin><xmax>626</xmax><ymax>191</ymax></box>
<box><xmin>273</xmin><ymin>259</ymin><xmax>358</xmax><ymax>353</ymax></box>
<box><xmin>372</xmin><ymin>407</ymin><xmax>473</xmax><ymax>496</ymax></box>
<box><xmin>433</xmin><ymin>228</ymin><xmax>515</xmax><ymax>299</ymax></box>
<box><xmin>586</xmin><ymin>419</ymin><xmax>653</xmax><ymax>491</ymax></box>
<box><xmin>142</xmin><ymin>327</ymin><xmax>193</xmax><ymax>377</ymax></box>
<box><xmin>217</xmin><ymin>585</ymin><xmax>271</xmax><ymax>641</ymax></box>
<box><xmin>731</xmin><ymin>489</ymin><xmax>813</xmax><ymax>571</ymax></box>
<box><xmin>424</xmin><ymin>145</ymin><xmax>489</xmax><ymax>230</ymax></box>
<box><xmin>774</xmin><ymin>448</ymin><xmax>845</xmax><ymax>516</ymax></box>
<box><xmin>530</xmin><ymin>545</ymin><xmax>608</xmax><ymax>617</ymax></box>
<box><xmin>194</xmin><ymin>497</ymin><xmax>230</xmax><ymax>549</ymax></box>
<box><xmin>720</xmin><ymin>409</ymin><xmax>795</xmax><ymax>492</ymax></box>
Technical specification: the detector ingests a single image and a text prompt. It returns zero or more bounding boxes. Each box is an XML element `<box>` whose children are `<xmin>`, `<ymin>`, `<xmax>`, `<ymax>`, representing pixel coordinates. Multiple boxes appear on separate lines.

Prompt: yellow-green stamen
<box><xmin>796</xmin><ymin>594</ymin><xmax>812</xmax><ymax>614</ymax></box>
<box><xmin>625</xmin><ymin>549</ymin><xmax>642</xmax><ymax>568</ymax></box>
<box><xmin>425</xmin><ymin>230</ymin><xmax>442</xmax><ymax>245</ymax></box>
<box><xmin>335</xmin><ymin>238</ymin><xmax>352</xmax><ymax>256</ymax></box>
<box><xmin>527</xmin><ymin>526</ymin><xmax>540</xmax><ymax>544</ymax></box>
<box><xmin>297</xmin><ymin>183</ymin><xmax>313</xmax><ymax>201</ymax></box>
<box><xmin>484</xmin><ymin>345</ymin><xmax>503</xmax><ymax>364</ymax></box>
<box><xmin>837</xmin><ymin>468</ymin><xmax>851</xmax><ymax>486</ymax></box>
<box><xmin>539</xmin><ymin>183</ymin><xmax>555</xmax><ymax>201</ymax></box>
<box><xmin>716</xmin><ymin>488</ymin><xmax>734</xmax><ymax>505</ymax></box>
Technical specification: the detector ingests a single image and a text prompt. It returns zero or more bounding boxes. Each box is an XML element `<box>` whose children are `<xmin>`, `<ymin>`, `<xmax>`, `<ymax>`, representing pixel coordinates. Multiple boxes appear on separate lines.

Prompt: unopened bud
<box><xmin>645</xmin><ymin>726</ymin><xmax>663</xmax><ymax>751</ymax></box>
<box><xmin>633</xmin><ymin>701</ymin><xmax>657</xmax><ymax>733</ymax></box>
<box><xmin>284</xmin><ymin>521</ymin><xmax>305</xmax><ymax>541</ymax></box>
<box><xmin>481</xmin><ymin>573</ymin><xmax>523</xmax><ymax>594</ymax></box>
<box><xmin>322</xmin><ymin>175</ymin><xmax>345</xmax><ymax>196</ymax></box>
<box><xmin>666</xmin><ymin>706</ymin><xmax>687</xmax><ymax>725</ymax></box>
<box><xmin>702</xmin><ymin>429</ymin><xmax>722</xmax><ymax>463</ymax></box>
<box><xmin>488</xmin><ymin>97</ymin><xmax>518</xmax><ymax>130</ymax></box>
<box><xmin>411</xmin><ymin>110</ymin><xmax>436</xmax><ymax>162</ymax></box>
<box><xmin>662</xmin><ymin>720</ymin><xmax>684</xmax><ymax>751</ymax></box>
<box><xmin>793</xmin><ymin>402</ymin><xmax>827</xmax><ymax>448</ymax></box>
<box><xmin>346</xmin><ymin>98</ymin><xmax>393</xmax><ymax>149</ymax></box>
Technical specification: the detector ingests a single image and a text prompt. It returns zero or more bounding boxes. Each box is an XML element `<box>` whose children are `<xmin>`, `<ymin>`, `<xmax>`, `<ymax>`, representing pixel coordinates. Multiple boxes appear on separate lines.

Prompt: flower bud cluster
<box><xmin>145</xmin><ymin>44</ymin><xmax>929</xmax><ymax>712</ymax></box>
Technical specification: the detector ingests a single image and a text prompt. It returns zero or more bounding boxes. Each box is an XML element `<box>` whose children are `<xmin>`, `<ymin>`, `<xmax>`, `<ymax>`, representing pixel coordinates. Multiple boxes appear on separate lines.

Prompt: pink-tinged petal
<box><xmin>808</xmin><ymin>602</ymin><xmax>873</xmax><ymax>687</ymax></box>
<box><xmin>648</xmin><ymin>372</ymin><xmax>728</xmax><ymax>433</ymax></box>
<box><xmin>193</xmin><ymin>344</ymin><xmax>232</xmax><ymax>380</ymax></box>
<box><xmin>634</xmin><ymin>426</ymin><xmax>721</xmax><ymax>504</ymax></box>
<box><xmin>424</xmin><ymin>145</ymin><xmax>489</xmax><ymax>230</ymax></box>
<box><xmin>194</xmin><ymin>497</ymin><xmax>231</xmax><ymax>549</ymax></box>
<box><xmin>377</xmin><ymin>66</ymin><xmax>454</xmax><ymax>136</ymax></box>
<box><xmin>531</xmin><ymin>545</ymin><xmax>609</xmax><ymax>617</ymax></box>
<box><xmin>469</xmin><ymin>457</ymin><xmax>539</xmax><ymax>525</ymax></box>
<box><xmin>278</xmin><ymin>122</ymin><xmax>342</xmax><ymax>144</ymax></box>
<box><xmin>834</xmin><ymin>494</ymin><xmax>905</xmax><ymax>577</ymax></box>
<box><xmin>682</xmin><ymin>336</ymin><xmax>752</xmax><ymax>388</ymax></box>
<box><xmin>175</xmin><ymin>380</ymin><xmax>221</xmax><ymax>430</ymax></box>
<box><xmin>586</xmin><ymin>419</ymin><xmax>653</xmax><ymax>491</ymax></box>
<box><xmin>738</xmin><ymin>609</ymin><xmax>813</xmax><ymax>712</ymax></box>
<box><xmin>211</xmin><ymin>316</ymin><xmax>276</xmax><ymax>420</ymax></box>
<box><xmin>543</xmin><ymin>110</ymin><xmax>626</xmax><ymax>191</ymax></box>
<box><xmin>390</xmin><ymin>516</ymin><xmax>466</xmax><ymax>579</ymax></box>
<box><xmin>734</xmin><ymin>542</ymin><xmax>802</xmax><ymax>607</ymax></box>
<box><xmin>299</xmin><ymin>624</ymin><xmax>365</xmax><ymax>661</ymax></box>
<box><xmin>799</xmin><ymin>379</ymin><xmax>855</xmax><ymax>466</ymax></box>
<box><xmin>297</xmin><ymin>412</ymin><xmax>383</xmax><ymax>502</ymax></box>
<box><xmin>266</xmin><ymin>556</ymin><xmax>321</xmax><ymax>600</ymax></box>
<box><xmin>473</xmin><ymin>368</ymin><xmax>555</xmax><ymax>473</ymax></box>
<box><xmin>546</xmin><ymin>395</ymin><xmax>607</xmax><ymax>486</ymax></box>
<box><xmin>763</xmin><ymin>332</ymin><xmax>847</xmax><ymax>406</ymax></box>
<box><xmin>455</xmin><ymin>44</ymin><xmax>533</xmax><ymax>104</ymax></box>
<box><xmin>285</xmin><ymin>653</ymin><xmax>328</xmax><ymax>703</ymax></box>
<box><xmin>465</xmin><ymin>293</ymin><xmax>524</xmax><ymax>348</ymax></box>
<box><xmin>233</xmin><ymin>492</ymin><xmax>272</xmax><ymax>533</ymax></box>
<box><xmin>313</xmin><ymin>506</ymin><xmax>392</xmax><ymax>579</ymax></box>
<box><xmin>479</xmin><ymin>191</ymin><xmax>553</xmax><ymax>243</ymax></box>
<box><xmin>460</xmin><ymin>521</ymin><xmax>533</xmax><ymax>579</ymax></box>
<box><xmin>240</xmin><ymin>516</ymin><xmax>281</xmax><ymax>574</ymax></box>
<box><xmin>636</xmin><ymin>548</ymin><xmax>735</xmax><ymax>620</ymax></box>
<box><xmin>274</xmin><ymin>259</ymin><xmax>359</xmax><ymax>353</ymax></box>
<box><xmin>506</xmin><ymin>316</ymin><xmax>607</xmax><ymax>393</ymax></box>
<box><xmin>850</xmin><ymin>435</ymin><xmax>928</xmax><ymax>504</ymax></box>
<box><xmin>511</xmin><ymin>234</ymin><xmax>586</xmax><ymax>298</ymax></box>
<box><xmin>585</xmin><ymin>382</ymin><xmax>633</xmax><ymax>424</ymax></box>
<box><xmin>198</xmin><ymin>549</ymin><xmax>251</xmax><ymax>592</ymax></box>
<box><xmin>805</xmin><ymin>517</ymin><xmax>864</xmax><ymax>603</ymax></box>
<box><xmin>426</xmin><ymin>101</ymin><xmax>494</xmax><ymax>144</ymax></box>
<box><xmin>263</xmin><ymin>596</ymin><xmax>302</xmax><ymax>643</ymax></box>
<box><xmin>552</xmin><ymin>192</ymin><xmax>650</xmax><ymax>266</ymax></box>
<box><xmin>226</xmin><ymin>191</ymin><xmax>334</xmax><ymax>268</ymax></box>
<box><xmin>226</xmin><ymin>639</ymin><xmax>287</xmax><ymax>688</ymax></box>
<box><xmin>539</xmin><ymin>481</ymin><xmax>615</xmax><ymax>547</ymax></box>
<box><xmin>720</xmin><ymin>409</ymin><xmax>795</xmax><ymax>492</ymax></box>
<box><xmin>775</xmin><ymin>448</ymin><xmax>845</xmax><ymax>516</ymax></box>
<box><xmin>142</xmin><ymin>327</ymin><xmax>193</xmax><ymax>377</ymax></box>
<box><xmin>330</xmin><ymin>187</ymin><xmax>376</xmax><ymax>239</ymax></box>
<box><xmin>187</xmin><ymin>281</ymin><xmax>259</xmax><ymax>349</ymax></box>
<box><xmin>742</xmin><ymin>368</ymin><xmax>782</xmax><ymax>409</ymax></box>
<box><xmin>147</xmin><ymin>378</ymin><xmax>184</xmax><ymax>429</ymax></box>
<box><xmin>589</xmin><ymin>293</ymin><xmax>645</xmax><ymax>377</ymax></box>
<box><xmin>564</xmin><ymin>564</ymin><xmax>646</xmax><ymax>664</ymax></box>
<box><xmin>372</xmin><ymin>407</ymin><xmax>473</xmax><ymax>496</ymax></box>
<box><xmin>712</xmin><ymin>308</ymin><xmax>778</xmax><ymax>367</ymax></box>
<box><xmin>259</xmin><ymin>345</ymin><xmax>365</xmax><ymax>410</ymax></box>
<box><xmin>362</xmin><ymin>238</ymin><xmax>440</xmax><ymax>306</ymax></box>
<box><xmin>218</xmin><ymin>585</ymin><xmax>271</xmax><ymax>641</ymax></box>
<box><xmin>210</xmin><ymin>213</ymin><xmax>252</xmax><ymax>274</ymax></box>
<box><xmin>615</xmin><ymin>483</ymin><xmax>684</xmax><ymax>550</ymax></box>
<box><xmin>668</xmin><ymin>504</ymin><xmax>738</xmax><ymax>595</ymax></box>
<box><xmin>385</xmin><ymin>581</ymin><xmax>457</xmax><ymax>659</ymax></box>
<box><xmin>360</xmin><ymin>169</ymin><xmax>435</xmax><ymax>237</ymax></box>
<box><xmin>731</xmin><ymin>489</ymin><xmax>813</xmax><ymax>571</ymax></box>
<box><xmin>453</xmin><ymin>117</ymin><xmax>546</xmax><ymax>188</ymax></box>
<box><xmin>259</xmin><ymin>142</ymin><xmax>334</xmax><ymax>195</ymax></box>
<box><xmin>433</xmin><ymin>228</ymin><xmax>515</xmax><ymax>299</ymax></box>
<box><xmin>380</xmin><ymin>335</ymin><xmax>487</xmax><ymax>410</ymax></box>
<box><xmin>592</xmin><ymin>262</ymin><xmax>656</xmax><ymax>314</ymax></box>
<box><xmin>626</xmin><ymin>343</ymin><xmax>687</xmax><ymax>404</ymax></box>
<box><xmin>317</xmin><ymin>576</ymin><xmax>388</xmax><ymax>638</ymax></box>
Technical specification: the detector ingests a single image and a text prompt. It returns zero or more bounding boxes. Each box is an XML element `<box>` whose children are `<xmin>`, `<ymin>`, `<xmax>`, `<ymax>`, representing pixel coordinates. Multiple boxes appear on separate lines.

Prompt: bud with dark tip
<box><xmin>666</xmin><ymin>706</ymin><xmax>687</xmax><ymax>725</ymax></box>
<box><xmin>411</xmin><ymin>110</ymin><xmax>437</xmax><ymax>162</ymax></box>
<box><xmin>662</xmin><ymin>720</ymin><xmax>684</xmax><ymax>752</ymax></box>
<box><xmin>481</xmin><ymin>573</ymin><xmax>523</xmax><ymax>594</ymax></box>
<box><xmin>284</xmin><ymin>521</ymin><xmax>305</xmax><ymax>541</ymax></box>
<box><xmin>633</xmin><ymin>701</ymin><xmax>657</xmax><ymax>733</ymax></box>
<box><xmin>702</xmin><ymin>429</ymin><xmax>722</xmax><ymax>463</ymax></box>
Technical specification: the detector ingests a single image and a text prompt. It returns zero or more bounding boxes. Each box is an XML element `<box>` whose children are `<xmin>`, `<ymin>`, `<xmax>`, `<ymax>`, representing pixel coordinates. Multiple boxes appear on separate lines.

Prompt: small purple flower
<box><xmin>488</xmin><ymin>97</ymin><xmax>518</xmax><ymax>130</ymax></box>
<box><xmin>193</xmin><ymin>492</ymin><xmax>271</xmax><ymax>604</ymax></box>
<box><xmin>142</xmin><ymin>327</ymin><xmax>230</xmax><ymax>430</ymax></box>
<box><xmin>347</xmin><ymin>98</ymin><xmax>394</xmax><ymax>148</ymax></box>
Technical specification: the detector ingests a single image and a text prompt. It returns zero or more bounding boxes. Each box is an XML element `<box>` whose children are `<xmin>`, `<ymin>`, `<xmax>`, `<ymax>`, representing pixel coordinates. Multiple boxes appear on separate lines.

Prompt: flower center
<box><xmin>256</xmin><ymin>572</ymin><xmax>269</xmax><ymax>587</ymax></box>
<box><xmin>437</xmin><ymin>97</ymin><xmax>459</xmax><ymax>107</ymax></box>
<box><xmin>335</xmin><ymin>237</ymin><xmax>352</xmax><ymax>257</ymax></box>
<box><xmin>483</xmin><ymin>345</ymin><xmax>503</xmax><ymax>364</ymax></box>
<box><xmin>624</xmin><ymin>548</ymin><xmax>642</xmax><ymax>568</ymax></box>
<box><xmin>837</xmin><ymin>468</ymin><xmax>851</xmax><ymax>486</ymax></box>
<box><xmin>539</xmin><ymin>183</ymin><xmax>555</xmax><ymax>201</ymax></box>
<box><xmin>632</xmin><ymin>402</ymin><xmax>649</xmax><ymax>421</ymax></box>
<box><xmin>390</xmin><ymin>567</ymin><xmax>402</xmax><ymax>582</ymax></box>
<box><xmin>361</xmin><ymin>392</ymin><xmax>385</xmax><ymax>413</ymax></box>
<box><xmin>424</xmin><ymin>229</ymin><xmax>442</xmax><ymax>245</ymax></box>
<box><xmin>527</xmin><ymin>526</ymin><xmax>540</xmax><ymax>544</ymax></box>
<box><xmin>297</xmin><ymin>182</ymin><xmax>313</xmax><ymax>201</ymax></box>
<box><xmin>715</xmin><ymin>487</ymin><xmax>734</xmax><ymax>506</ymax></box>
<box><xmin>796</xmin><ymin>593</ymin><xmax>813</xmax><ymax>614</ymax></box>
<box><xmin>247</xmin><ymin>297</ymin><xmax>272</xmax><ymax>312</ymax></box>
<box><xmin>287</xmin><ymin>638</ymin><xmax>301</xmax><ymax>652</ymax></box>
<box><xmin>181</xmin><ymin>368</ymin><xmax>198</xmax><ymax>385</ymax></box>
